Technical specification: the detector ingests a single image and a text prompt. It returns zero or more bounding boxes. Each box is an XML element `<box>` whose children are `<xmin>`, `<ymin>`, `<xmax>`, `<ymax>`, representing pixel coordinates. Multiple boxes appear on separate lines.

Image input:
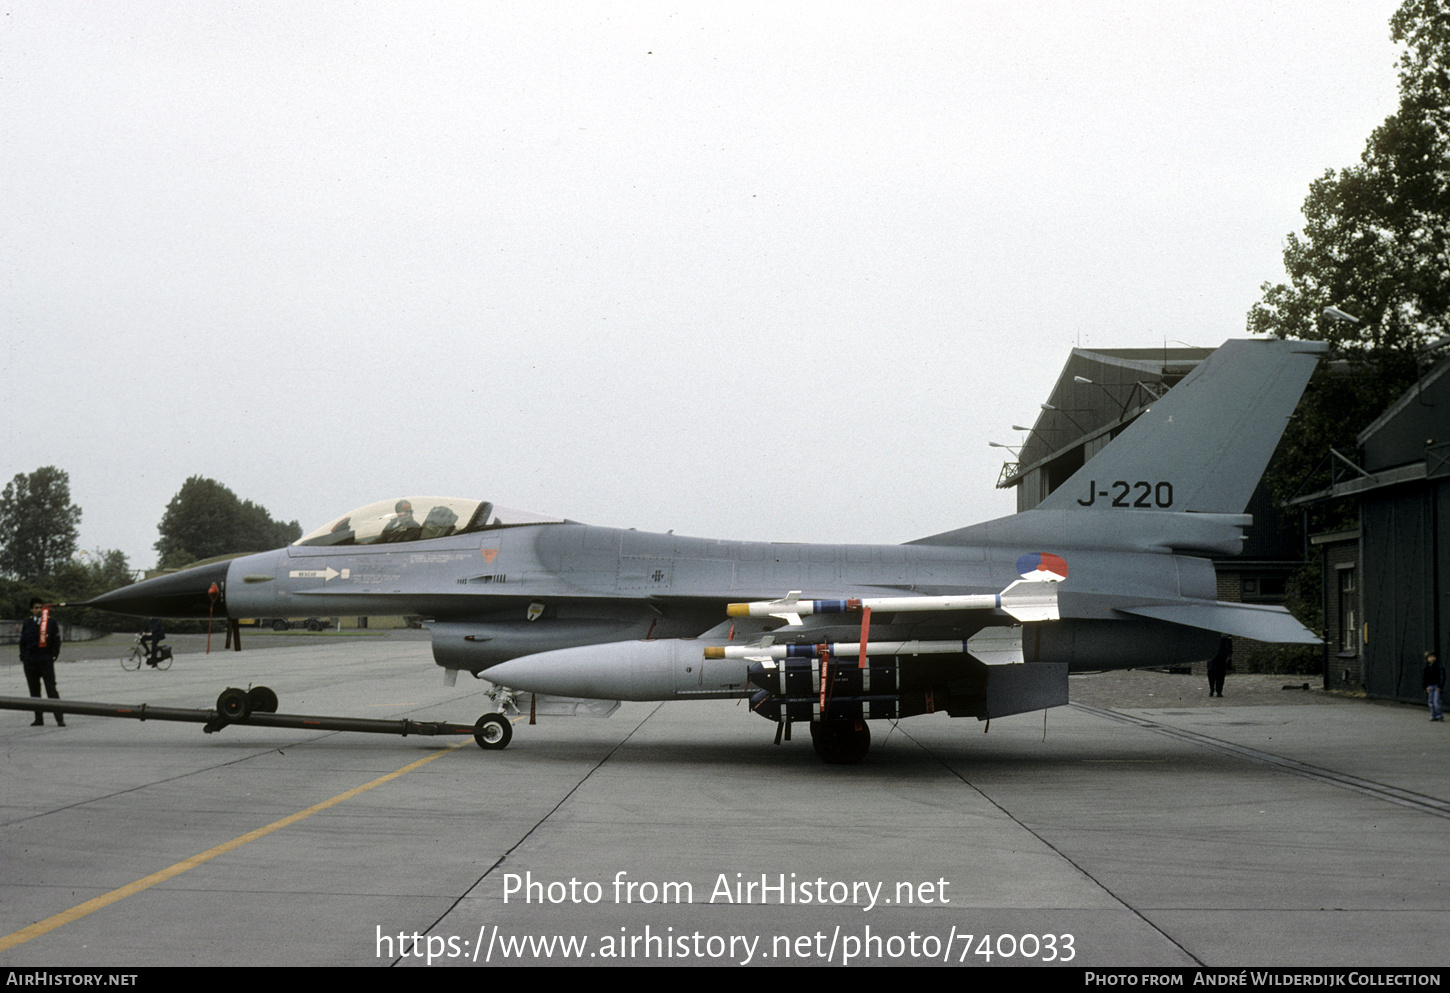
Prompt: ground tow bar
<box><xmin>0</xmin><ymin>689</ymin><xmax>513</xmax><ymax>750</ymax></box>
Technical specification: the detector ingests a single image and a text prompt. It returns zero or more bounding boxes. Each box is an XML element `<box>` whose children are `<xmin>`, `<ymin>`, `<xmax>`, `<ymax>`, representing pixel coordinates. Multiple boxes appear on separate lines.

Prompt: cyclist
<box><xmin>138</xmin><ymin>618</ymin><xmax>168</xmax><ymax>667</ymax></box>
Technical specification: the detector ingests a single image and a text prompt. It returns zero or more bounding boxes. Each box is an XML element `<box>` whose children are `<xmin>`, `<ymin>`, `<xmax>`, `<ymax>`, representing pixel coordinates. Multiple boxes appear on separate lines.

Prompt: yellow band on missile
<box><xmin>726</xmin><ymin>604</ymin><xmax>751</xmax><ymax>617</ymax></box>
<box><xmin>702</xmin><ymin>647</ymin><xmax>727</xmax><ymax>658</ymax></box>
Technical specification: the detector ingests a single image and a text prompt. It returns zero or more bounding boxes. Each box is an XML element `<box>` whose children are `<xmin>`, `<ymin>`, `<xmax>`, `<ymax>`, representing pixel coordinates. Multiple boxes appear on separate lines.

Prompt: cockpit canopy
<box><xmin>294</xmin><ymin>497</ymin><xmax>565</xmax><ymax>547</ymax></box>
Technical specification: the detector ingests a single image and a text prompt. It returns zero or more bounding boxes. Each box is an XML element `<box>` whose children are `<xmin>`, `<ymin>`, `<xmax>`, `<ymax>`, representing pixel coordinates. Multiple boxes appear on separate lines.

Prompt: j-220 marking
<box><xmin>1077</xmin><ymin>480</ymin><xmax>1173</xmax><ymax>508</ymax></box>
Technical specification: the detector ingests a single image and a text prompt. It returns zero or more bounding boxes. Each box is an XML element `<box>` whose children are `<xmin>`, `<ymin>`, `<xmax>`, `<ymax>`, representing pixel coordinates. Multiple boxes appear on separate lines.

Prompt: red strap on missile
<box><xmin>858</xmin><ymin>606</ymin><xmax>871</xmax><ymax>669</ymax></box>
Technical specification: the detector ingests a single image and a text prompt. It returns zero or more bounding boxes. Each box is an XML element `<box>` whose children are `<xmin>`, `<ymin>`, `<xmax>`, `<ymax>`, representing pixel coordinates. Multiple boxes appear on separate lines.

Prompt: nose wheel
<box><xmin>474</xmin><ymin>713</ymin><xmax>512</xmax><ymax>750</ymax></box>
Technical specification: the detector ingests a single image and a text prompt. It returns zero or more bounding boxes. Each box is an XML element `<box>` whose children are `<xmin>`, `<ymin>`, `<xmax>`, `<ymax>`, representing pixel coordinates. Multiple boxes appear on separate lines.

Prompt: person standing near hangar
<box><xmin>1424</xmin><ymin>652</ymin><xmax>1445</xmax><ymax>722</ymax></box>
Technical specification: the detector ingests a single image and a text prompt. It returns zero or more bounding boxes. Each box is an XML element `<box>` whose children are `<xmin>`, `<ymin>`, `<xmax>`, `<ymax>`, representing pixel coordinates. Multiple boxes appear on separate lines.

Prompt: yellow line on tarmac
<box><xmin>0</xmin><ymin>742</ymin><xmax>466</xmax><ymax>953</ymax></box>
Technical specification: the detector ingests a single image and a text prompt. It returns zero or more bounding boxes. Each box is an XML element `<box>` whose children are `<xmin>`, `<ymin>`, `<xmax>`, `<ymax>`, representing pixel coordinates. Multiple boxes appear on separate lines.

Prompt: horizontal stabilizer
<box><xmin>1116</xmin><ymin>601</ymin><xmax>1320</xmax><ymax>644</ymax></box>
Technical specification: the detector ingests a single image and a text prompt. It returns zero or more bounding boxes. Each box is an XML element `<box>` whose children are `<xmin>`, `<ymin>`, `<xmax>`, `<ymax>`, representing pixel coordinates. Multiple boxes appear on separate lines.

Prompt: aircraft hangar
<box><xmin>1293</xmin><ymin>348</ymin><xmax>1449</xmax><ymax>702</ymax></box>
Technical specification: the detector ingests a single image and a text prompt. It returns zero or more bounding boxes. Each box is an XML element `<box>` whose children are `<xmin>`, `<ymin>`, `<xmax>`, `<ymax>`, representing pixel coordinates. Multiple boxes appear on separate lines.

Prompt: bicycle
<box><xmin>120</xmin><ymin>635</ymin><xmax>172</xmax><ymax>671</ymax></box>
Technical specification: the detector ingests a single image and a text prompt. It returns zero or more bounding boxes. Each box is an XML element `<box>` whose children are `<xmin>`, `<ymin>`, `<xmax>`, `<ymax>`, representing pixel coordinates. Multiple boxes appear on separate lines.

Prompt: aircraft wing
<box><xmin>1114</xmin><ymin>601</ymin><xmax>1320</xmax><ymax>644</ymax></box>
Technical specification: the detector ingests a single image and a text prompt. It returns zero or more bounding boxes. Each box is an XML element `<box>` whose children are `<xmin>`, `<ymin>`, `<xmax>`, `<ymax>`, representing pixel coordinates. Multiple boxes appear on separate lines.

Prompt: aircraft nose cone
<box><xmin>86</xmin><ymin>560</ymin><xmax>232</xmax><ymax>619</ymax></box>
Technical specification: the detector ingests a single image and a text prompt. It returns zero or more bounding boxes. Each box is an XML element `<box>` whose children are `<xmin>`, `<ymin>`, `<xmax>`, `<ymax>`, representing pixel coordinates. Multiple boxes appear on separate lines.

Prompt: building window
<box><xmin>1338</xmin><ymin>568</ymin><xmax>1358</xmax><ymax>654</ymax></box>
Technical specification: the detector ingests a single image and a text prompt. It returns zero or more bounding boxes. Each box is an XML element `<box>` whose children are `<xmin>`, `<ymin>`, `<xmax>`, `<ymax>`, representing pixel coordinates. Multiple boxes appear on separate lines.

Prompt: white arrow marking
<box><xmin>289</xmin><ymin>567</ymin><xmax>348</xmax><ymax>581</ymax></box>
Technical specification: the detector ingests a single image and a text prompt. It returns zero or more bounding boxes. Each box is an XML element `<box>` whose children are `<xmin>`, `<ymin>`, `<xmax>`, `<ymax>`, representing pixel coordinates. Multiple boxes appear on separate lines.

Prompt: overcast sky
<box><xmin>1</xmin><ymin>1</ymin><xmax>1406</xmax><ymax>572</ymax></box>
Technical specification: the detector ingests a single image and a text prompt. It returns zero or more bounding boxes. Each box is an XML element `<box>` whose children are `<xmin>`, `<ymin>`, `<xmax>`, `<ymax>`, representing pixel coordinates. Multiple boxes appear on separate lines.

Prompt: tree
<box><xmin>37</xmin><ymin>549</ymin><xmax>135</xmax><ymax>630</ymax></box>
<box><xmin>0</xmin><ymin>467</ymin><xmax>82</xmax><ymax>580</ymax></box>
<box><xmin>154</xmin><ymin>477</ymin><xmax>301</xmax><ymax>568</ymax></box>
<box><xmin>1249</xmin><ymin>0</ymin><xmax>1450</xmax><ymax>508</ymax></box>
<box><xmin>1239</xmin><ymin>1</ymin><xmax>1450</xmax><ymax>673</ymax></box>
<box><xmin>1250</xmin><ymin>1</ymin><xmax>1450</xmax><ymax>353</ymax></box>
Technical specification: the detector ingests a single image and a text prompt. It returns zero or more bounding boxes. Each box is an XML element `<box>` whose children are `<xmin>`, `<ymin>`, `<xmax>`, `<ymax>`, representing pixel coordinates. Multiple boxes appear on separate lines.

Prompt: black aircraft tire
<box><xmin>247</xmin><ymin>686</ymin><xmax>279</xmax><ymax>713</ymax></box>
<box><xmin>474</xmin><ymin>713</ymin><xmax>512</xmax><ymax>750</ymax></box>
<box><xmin>272</xmin><ymin>619</ymin><xmax>288</xmax><ymax>632</ymax></box>
<box><xmin>810</xmin><ymin>721</ymin><xmax>870</xmax><ymax>765</ymax></box>
<box><xmin>216</xmin><ymin>687</ymin><xmax>252</xmax><ymax>722</ymax></box>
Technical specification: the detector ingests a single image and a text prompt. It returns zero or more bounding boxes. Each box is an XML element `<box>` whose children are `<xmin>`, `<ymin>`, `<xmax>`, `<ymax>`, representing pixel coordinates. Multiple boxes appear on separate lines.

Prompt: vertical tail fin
<box><xmin>1035</xmin><ymin>339</ymin><xmax>1327</xmax><ymax>515</ymax></box>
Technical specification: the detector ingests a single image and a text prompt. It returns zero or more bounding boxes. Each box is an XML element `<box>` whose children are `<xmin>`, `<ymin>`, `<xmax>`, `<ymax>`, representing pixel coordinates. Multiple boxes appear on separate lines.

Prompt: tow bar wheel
<box><xmin>474</xmin><ymin>713</ymin><xmax>512</xmax><ymax>750</ymax></box>
<box><xmin>216</xmin><ymin>687</ymin><xmax>252</xmax><ymax>721</ymax></box>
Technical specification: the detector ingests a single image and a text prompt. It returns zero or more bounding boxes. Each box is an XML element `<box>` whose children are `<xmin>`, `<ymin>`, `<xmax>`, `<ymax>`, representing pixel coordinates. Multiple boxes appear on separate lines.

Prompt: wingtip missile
<box><xmin>706</xmin><ymin>640</ymin><xmax>966</xmax><ymax>661</ymax></box>
<box><xmin>725</xmin><ymin>576</ymin><xmax>1062</xmax><ymax>624</ymax></box>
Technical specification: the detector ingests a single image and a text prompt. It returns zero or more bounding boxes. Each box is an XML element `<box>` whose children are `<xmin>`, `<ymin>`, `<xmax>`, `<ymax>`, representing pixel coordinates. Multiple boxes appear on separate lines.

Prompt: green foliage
<box><xmin>155</xmin><ymin>477</ymin><xmax>301</xmax><ymax>568</ymax></box>
<box><xmin>1249</xmin><ymin>0</ymin><xmax>1450</xmax><ymax>353</ymax></box>
<box><xmin>1244</xmin><ymin>0</ymin><xmax>1450</xmax><ymax>665</ymax></box>
<box><xmin>50</xmin><ymin>549</ymin><xmax>137</xmax><ymax>630</ymax></box>
<box><xmin>1263</xmin><ymin>360</ymin><xmax>1418</xmax><ymax>531</ymax></box>
<box><xmin>0</xmin><ymin>548</ymin><xmax>136</xmax><ymax>631</ymax></box>
<box><xmin>1240</xmin><ymin>641</ymin><xmax>1321</xmax><ymax>676</ymax></box>
<box><xmin>0</xmin><ymin>466</ymin><xmax>82</xmax><ymax>580</ymax></box>
<box><xmin>1250</xmin><ymin>0</ymin><xmax>1450</xmax><ymax>528</ymax></box>
<box><xmin>1238</xmin><ymin>563</ymin><xmax>1324</xmax><ymax>675</ymax></box>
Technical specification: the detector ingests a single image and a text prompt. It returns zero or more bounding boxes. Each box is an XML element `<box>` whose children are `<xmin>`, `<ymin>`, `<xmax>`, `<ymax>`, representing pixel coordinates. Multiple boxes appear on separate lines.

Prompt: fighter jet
<box><xmin>89</xmin><ymin>338</ymin><xmax>1326</xmax><ymax>763</ymax></box>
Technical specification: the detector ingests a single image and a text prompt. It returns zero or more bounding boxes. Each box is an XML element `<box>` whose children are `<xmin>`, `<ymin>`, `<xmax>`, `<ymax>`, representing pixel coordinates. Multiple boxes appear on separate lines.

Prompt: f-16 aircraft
<box><xmin>90</xmin><ymin>339</ymin><xmax>1325</xmax><ymax>762</ymax></box>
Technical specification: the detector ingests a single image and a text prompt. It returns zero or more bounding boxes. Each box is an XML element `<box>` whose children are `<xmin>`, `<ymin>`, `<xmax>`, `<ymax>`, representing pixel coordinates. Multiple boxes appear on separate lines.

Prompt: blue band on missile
<box><xmin>785</xmin><ymin>644</ymin><xmax>818</xmax><ymax>658</ymax></box>
<box><xmin>814</xmin><ymin>600</ymin><xmax>850</xmax><ymax>613</ymax></box>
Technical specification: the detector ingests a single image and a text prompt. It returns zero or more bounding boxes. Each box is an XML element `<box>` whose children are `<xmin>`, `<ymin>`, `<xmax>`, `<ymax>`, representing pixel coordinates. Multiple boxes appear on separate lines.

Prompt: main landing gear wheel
<box><xmin>247</xmin><ymin>686</ymin><xmax>279</xmax><ymax>714</ymax></box>
<box><xmin>216</xmin><ymin>687</ymin><xmax>252</xmax><ymax>721</ymax></box>
<box><xmin>474</xmin><ymin>713</ymin><xmax>512</xmax><ymax>750</ymax></box>
<box><xmin>809</xmin><ymin>721</ymin><xmax>871</xmax><ymax>765</ymax></box>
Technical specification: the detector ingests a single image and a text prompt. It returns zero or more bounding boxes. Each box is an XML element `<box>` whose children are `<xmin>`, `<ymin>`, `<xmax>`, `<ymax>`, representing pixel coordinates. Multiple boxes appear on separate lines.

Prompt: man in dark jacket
<box><xmin>1207</xmin><ymin>636</ymin><xmax>1231</xmax><ymax>697</ymax></box>
<box><xmin>139</xmin><ymin>617</ymin><xmax>167</xmax><ymax>666</ymax></box>
<box><xmin>19</xmin><ymin>598</ymin><xmax>63</xmax><ymax>726</ymax></box>
<box><xmin>1424</xmin><ymin>652</ymin><xmax>1444</xmax><ymax>723</ymax></box>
